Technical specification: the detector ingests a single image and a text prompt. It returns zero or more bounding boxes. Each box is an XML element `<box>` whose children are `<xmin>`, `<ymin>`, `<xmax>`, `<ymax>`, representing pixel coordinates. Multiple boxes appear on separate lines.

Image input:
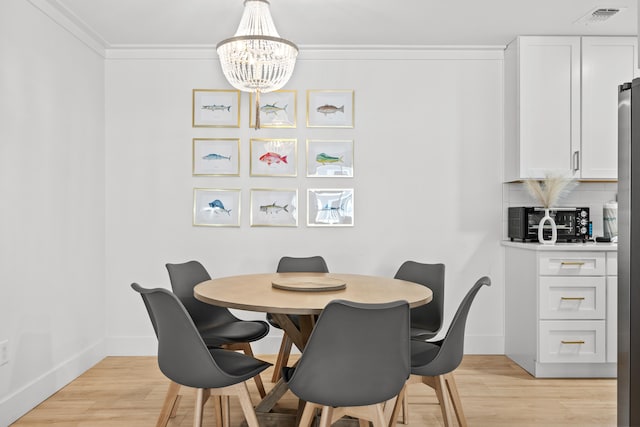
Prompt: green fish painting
<box><xmin>315</xmin><ymin>152</ymin><xmax>343</xmax><ymax>165</ymax></box>
<box><xmin>260</xmin><ymin>102</ymin><xmax>287</xmax><ymax>115</ymax></box>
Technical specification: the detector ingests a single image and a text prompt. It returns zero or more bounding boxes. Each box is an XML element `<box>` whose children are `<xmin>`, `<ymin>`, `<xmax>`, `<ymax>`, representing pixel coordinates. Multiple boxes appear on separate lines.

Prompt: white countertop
<box><xmin>502</xmin><ymin>240</ymin><xmax>618</xmax><ymax>252</ymax></box>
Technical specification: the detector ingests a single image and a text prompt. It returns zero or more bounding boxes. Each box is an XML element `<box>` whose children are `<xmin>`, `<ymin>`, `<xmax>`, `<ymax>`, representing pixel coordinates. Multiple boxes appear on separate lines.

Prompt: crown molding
<box><xmin>28</xmin><ymin>0</ymin><xmax>504</xmax><ymax>61</ymax></box>
<box><xmin>27</xmin><ymin>0</ymin><xmax>108</xmax><ymax>56</ymax></box>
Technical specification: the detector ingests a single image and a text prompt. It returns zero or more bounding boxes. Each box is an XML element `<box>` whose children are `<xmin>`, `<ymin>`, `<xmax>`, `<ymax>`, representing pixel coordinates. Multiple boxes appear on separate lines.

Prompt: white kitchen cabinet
<box><xmin>504</xmin><ymin>242</ymin><xmax>617</xmax><ymax>378</ymax></box>
<box><xmin>505</xmin><ymin>36</ymin><xmax>639</xmax><ymax>182</ymax></box>
<box><xmin>504</xmin><ymin>36</ymin><xmax>581</xmax><ymax>181</ymax></box>
<box><xmin>581</xmin><ymin>37</ymin><xmax>639</xmax><ymax>179</ymax></box>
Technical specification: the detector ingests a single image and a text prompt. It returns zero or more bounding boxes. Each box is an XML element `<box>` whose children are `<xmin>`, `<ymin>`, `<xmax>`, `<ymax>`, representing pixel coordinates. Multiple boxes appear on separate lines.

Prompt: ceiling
<box><xmin>47</xmin><ymin>0</ymin><xmax>637</xmax><ymax>48</ymax></box>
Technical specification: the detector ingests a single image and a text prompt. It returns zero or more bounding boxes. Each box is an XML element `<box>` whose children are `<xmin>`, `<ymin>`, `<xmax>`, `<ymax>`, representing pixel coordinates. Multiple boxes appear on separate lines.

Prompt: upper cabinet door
<box><xmin>505</xmin><ymin>36</ymin><xmax>581</xmax><ymax>181</ymax></box>
<box><xmin>581</xmin><ymin>37</ymin><xmax>639</xmax><ymax>180</ymax></box>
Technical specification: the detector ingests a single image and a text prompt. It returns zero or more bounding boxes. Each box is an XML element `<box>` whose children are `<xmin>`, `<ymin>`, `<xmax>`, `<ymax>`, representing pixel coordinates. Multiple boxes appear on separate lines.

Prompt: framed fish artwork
<box><xmin>306</xmin><ymin>90</ymin><xmax>355</xmax><ymax>128</ymax></box>
<box><xmin>250</xmin><ymin>138</ymin><xmax>297</xmax><ymax>177</ymax></box>
<box><xmin>192</xmin><ymin>138</ymin><xmax>240</xmax><ymax>176</ymax></box>
<box><xmin>192</xmin><ymin>89</ymin><xmax>240</xmax><ymax>128</ymax></box>
<box><xmin>307</xmin><ymin>188</ymin><xmax>354</xmax><ymax>227</ymax></box>
<box><xmin>193</xmin><ymin>188</ymin><xmax>241</xmax><ymax>227</ymax></box>
<box><xmin>306</xmin><ymin>139</ymin><xmax>354</xmax><ymax>177</ymax></box>
<box><xmin>249</xmin><ymin>90</ymin><xmax>297</xmax><ymax>128</ymax></box>
<box><xmin>250</xmin><ymin>188</ymin><xmax>298</xmax><ymax>227</ymax></box>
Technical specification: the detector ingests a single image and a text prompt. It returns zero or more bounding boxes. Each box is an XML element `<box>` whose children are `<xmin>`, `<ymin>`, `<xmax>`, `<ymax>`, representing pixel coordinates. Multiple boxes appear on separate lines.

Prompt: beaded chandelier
<box><xmin>216</xmin><ymin>0</ymin><xmax>298</xmax><ymax>129</ymax></box>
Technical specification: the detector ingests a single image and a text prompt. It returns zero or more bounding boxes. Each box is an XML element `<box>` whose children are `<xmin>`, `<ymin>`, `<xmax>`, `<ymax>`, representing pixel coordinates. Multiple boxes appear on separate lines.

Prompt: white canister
<box><xmin>603</xmin><ymin>200</ymin><xmax>618</xmax><ymax>239</ymax></box>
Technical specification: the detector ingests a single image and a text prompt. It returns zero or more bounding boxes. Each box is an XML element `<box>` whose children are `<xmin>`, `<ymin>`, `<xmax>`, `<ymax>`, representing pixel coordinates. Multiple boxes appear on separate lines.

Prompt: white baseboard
<box><xmin>0</xmin><ymin>341</ymin><xmax>105</xmax><ymax>426</ymax></box>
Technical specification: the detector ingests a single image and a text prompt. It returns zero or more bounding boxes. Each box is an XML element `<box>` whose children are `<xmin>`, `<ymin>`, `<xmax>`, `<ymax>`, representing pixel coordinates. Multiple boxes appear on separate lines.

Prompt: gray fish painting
<box><xmin>202</xmin><ymin>104</ymin><xmax>231</xmax><ymax>112</ymax></box>
<box><xmin>316</xmin><ymin>104</ymin><xmax>344</xmax><ymax>115</ymax></box>
<box><xmin>208</xmin><ymin>199</ymin><xmax>231</xmax><ymax>215</ymax></box>
<box><xmin>260</xmin><ymin>102</ymin><xmax>287</xmax><ymax>115</ymax></box>
<box><xmin>260</xmin><ymin>202</ymin><xmax>289</xmax><ymax>214</ymax></box>
<box><xmin>202</xmin><ymin>153</ymin><xmax>231</xmax><ymax>161</ymax></box>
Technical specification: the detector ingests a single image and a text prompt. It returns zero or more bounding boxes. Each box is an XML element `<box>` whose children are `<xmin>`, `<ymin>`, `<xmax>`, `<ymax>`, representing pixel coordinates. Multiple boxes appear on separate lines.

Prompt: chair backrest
<box><xmin>131</xmin><ymin>283</ymin><xmax>239</xmax><ymax>389</ymax></box>
<box><xmin>286</xmin><ymin>299</ymin><xmax>410</xmax><ymax>407</ymax></box>
<box><xmin>416</xmin><ymin>276</ymin><xmax>491</xmax><ymax>376</ymax></box>
<box><xmin>276</xmin><ymin>256</ymin><xmax>329</xmax><ymax>273</ymax></box>
<box><xmin>166</xmin><ymin>260</ymin><xmax>236</xmax><ymax>327</ymax></box>
<box><xmin>394</xmin><ymin>261</ymin><xmax>445</xmax><ymax>336</ymax></box>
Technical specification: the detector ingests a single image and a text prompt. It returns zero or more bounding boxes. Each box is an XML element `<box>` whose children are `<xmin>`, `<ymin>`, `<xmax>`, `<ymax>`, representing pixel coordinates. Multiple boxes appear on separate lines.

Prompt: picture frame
<box><xmin>193</xmin><ymin>188</ymin><xmax>241</xmax><ymax>227</ymax></box>
<box><xmin>193</xmin><ymin>138</ymin><xmax>240</xmax><ymax>176</ymax></box>
<box><xmin>307</xmin><ymin>188</ymin><xmax>354</xmax><ymax>227</ymax></box>
<box><xmin>306</xmin><ymin>90</ymin><xmax>355</xmax><ymax>128</ymax></box>
<box><xmin>307</xmin><ymin>139</ymin><xmax>354</xmax><ymax>177</ymax></box>
<box><xmin>250</xmin><ymin>188</ymin><xmax>298</xmax><ymax>227</ymax></box>
<box><xmin>192</xmin><ymin>89</ymin><xmax>240</xmax><ymax>128</ymax></box>
<box><xmin>250</xmin><ymin>90</ymin><xmax>297</xmax><ymax>128</ymax></box>
<box><xmin>250</xmin><ymin>138</ymin><xmax>297</xmax><ymax>177</ymax></box>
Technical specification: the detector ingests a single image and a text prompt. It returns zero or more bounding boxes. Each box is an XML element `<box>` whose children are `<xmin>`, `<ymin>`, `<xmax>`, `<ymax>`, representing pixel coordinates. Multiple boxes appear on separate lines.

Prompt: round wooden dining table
<box><xmin>194</xmin><ymin>272</ymin><xmax>432</xmax><ymax>427</ymax></box>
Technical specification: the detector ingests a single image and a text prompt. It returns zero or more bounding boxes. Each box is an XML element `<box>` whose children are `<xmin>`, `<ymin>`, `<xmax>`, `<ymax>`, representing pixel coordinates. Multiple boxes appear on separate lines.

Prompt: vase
<box><xmin>538</xmin><ymin>208</ymin><xmax>557</xmax><ymax>245</ymax></box>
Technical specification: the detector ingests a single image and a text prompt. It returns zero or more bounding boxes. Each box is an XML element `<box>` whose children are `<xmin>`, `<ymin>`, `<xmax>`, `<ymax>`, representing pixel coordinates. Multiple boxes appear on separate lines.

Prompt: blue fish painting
<box><xmin>208</xmin><ymin>199</ymin><xmax>231</xmax><ymax>215</ymax></box>
<box><xmin>202</xmin><ymin>153</ymin><xmax>231</xmax><ymax>161</ymax></box>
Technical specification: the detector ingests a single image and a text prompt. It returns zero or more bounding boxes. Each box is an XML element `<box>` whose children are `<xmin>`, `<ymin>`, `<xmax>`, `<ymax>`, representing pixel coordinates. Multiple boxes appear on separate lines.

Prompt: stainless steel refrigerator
<box><xmin>618</xmin><ymin>79</ymin><xmax>640</xmax><ymax>426</ymax></box>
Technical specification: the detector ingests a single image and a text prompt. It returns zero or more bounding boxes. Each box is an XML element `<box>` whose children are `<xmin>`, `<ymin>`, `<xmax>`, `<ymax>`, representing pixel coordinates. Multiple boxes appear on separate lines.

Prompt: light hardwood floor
<box><xmin>11</xmin><ymin>355</ymin><xmax>616</xmax><ymax>427</ymax></box>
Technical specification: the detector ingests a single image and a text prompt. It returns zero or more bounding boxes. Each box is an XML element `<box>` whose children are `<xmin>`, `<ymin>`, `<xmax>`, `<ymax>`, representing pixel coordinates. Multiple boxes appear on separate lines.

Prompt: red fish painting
<box><xmin>259</xmin><ymin>152</ymin><xmax>288</xmax><ymax>165</ymax></box>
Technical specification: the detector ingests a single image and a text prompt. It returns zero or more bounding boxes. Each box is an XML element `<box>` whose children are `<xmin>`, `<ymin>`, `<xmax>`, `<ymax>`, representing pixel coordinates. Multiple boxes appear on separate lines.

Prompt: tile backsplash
<box><xmin>503</xmin><ymin>181</ymin><xmax>618</xmax><ymax>240</ymax></box>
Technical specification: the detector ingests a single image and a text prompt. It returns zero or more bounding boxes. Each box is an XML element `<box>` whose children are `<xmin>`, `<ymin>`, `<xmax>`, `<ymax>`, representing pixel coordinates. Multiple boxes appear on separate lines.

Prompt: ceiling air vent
<box><xmin>575</xmin><ymin>7</ymin><xmax>624</xmax><ymax>25</ymax></box>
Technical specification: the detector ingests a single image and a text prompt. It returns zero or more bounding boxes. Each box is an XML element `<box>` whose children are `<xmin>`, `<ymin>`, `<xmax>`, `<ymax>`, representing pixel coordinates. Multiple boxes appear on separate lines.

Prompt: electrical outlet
<box><xmin>0</xmin><ymin>340</ymin><xmax>8</xmax><ymax>366</ymax></box>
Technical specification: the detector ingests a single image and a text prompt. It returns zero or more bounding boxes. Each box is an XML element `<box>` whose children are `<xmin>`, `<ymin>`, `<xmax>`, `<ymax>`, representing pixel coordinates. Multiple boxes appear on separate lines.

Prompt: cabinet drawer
<box><xmin>539</xmin><ymin>320</ymin><xmax>606</xmax><ymax>363</ymax></box>
<box><xmin>538</xmin><ymin>252</ymin><xmax>605</xmax><ymax>276</ymax></box>
<box><xmin>539</xmin><ymin>277</ymin><xmax>606</xmax><ymax>319</ymax></box>
<box><xmin>607</xmin><ymin>252</ymin><xmax>617</xmax><ymax>276</ymax></box>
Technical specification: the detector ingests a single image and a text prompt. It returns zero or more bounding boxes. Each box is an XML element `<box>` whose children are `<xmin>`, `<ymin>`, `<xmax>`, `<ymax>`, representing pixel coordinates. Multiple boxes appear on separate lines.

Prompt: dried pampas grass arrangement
<box><xmin>524</xmin><ymin>173</ymin><xmax>576</xmax><ymax>208</ymax></box>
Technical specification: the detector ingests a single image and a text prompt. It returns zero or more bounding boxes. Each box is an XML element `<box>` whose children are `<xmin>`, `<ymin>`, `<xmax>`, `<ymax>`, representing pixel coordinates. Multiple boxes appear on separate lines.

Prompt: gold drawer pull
<box><xmin>561</xmin><ymin>340</ymin><xmax>585</xmax><ymax>345</ymax></box>
<box><xmin>561</xmin><ymin>261</ymin><xmax>586</xmax><ymax>266</ymax></box>
<box><xmin>560</xmin><ymin>297</ymin><xmax>585</xmax><ymax>301</ymax></box>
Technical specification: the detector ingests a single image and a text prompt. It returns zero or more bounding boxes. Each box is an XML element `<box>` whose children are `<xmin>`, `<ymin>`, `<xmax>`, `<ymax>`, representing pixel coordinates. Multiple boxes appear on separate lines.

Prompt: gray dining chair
<box><xmin>394</xmin><ymin>261</ymin><xmax>446</xmax><ymax>341</ymax></box>
<box><xmin>162</xmin><ymin>261</ymin><xmax>269</xmax><ymax>426</ymax></box>
<box><xmin>131</xmin><ymin>283</ymin><xmax>271</xmax><ymax>427</ymax></box>
<box><xmin>268</xmin><ymin>255</ymin><xmax>329</xmax><ymax>382</ymax></box>
<box><xmin>390</xmin><ymin>276</ymin><xmax>491</xmax><ymax>427</ymax></box>
<box><xmin>283</xmin><ymin>299</ymin><xmax>410</xmax><ymax>427</ymax></box>
<box><xmin>394</xmin><ymin>260</ymin><xmax>445</xmax><ymax>422</ymax></box>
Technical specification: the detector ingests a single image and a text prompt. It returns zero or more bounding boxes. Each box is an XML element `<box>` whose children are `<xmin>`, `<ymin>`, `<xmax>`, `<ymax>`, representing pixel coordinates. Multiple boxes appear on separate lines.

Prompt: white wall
<box><xmin>105</xmin><ymin>49</ymin><xmax>506</xmax><ymax>356</ymax></box>
<box><xmin>0</xmin><ymin>1</ymin><xmax>106</xmax><ymax>424</ymax></box>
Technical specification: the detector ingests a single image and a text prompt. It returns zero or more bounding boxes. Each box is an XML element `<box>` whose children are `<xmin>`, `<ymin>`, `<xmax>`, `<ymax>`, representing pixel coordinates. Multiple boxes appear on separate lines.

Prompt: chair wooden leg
<box><xmin>401</xmin><ymin>384</ymin><xmax>409</xmax><ymax>424</ymax></box>
<box><xmin>445</xmin><ymin>373</ymin><xmax>468</xmax><ymax>427</ymax></box>
<box><xmin>212</xmin><ymin>395</ymin><xmax>223</xmax><ymax>427</ymax></box>
<box><xmin>156</xmin><ymin>380</ymin><xmax>181</xmax><ymax>427</ymax></box>
<box><xmin>193</xmin><ymin>388</ymin><xmax>206</xmax><ymax>427</ymax></box>
<box><xmin>222</xmin><ymin>395</ymin><xmax>230</xmax><ymax>427</ymax></box>
<box><xmin>271</xmin><ymin>334</ymin><xmax>293</xmax><ymax>382</ymax></box>
<box><xmin>234</xmin><ymin>382</ymin><xmax>260</xmax><ymax>427</ymax></box>
<box><xmin>299</xmin><ymin>402</ymin><xmax>321</xmax><ymax>427</ymax></box>
<box><xmin>424</xmin><ymin>375</ymin><xmax>455</xmax><ymax>427</ymax></box>
<box><xmin>371</xmin><ymin>403</ymin><xmax>387</xmax><ymax>427</ymax></box>
<box><xmin>388</xmin><ymin>385</ymin><xmax>406</xmax><ymax>426</ymax></box>
<box><xmin>319</xmin><ymin>406</ymin><xmax>335</xmax><ymax>427</ymax></box>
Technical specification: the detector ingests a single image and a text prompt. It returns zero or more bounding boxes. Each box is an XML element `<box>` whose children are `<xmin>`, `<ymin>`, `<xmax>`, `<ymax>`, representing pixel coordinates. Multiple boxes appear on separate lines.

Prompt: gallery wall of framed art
<box><xmin>191</xmin><ymin>88</ymin><xmax>356</xmax><ymax>228</ymax></box>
